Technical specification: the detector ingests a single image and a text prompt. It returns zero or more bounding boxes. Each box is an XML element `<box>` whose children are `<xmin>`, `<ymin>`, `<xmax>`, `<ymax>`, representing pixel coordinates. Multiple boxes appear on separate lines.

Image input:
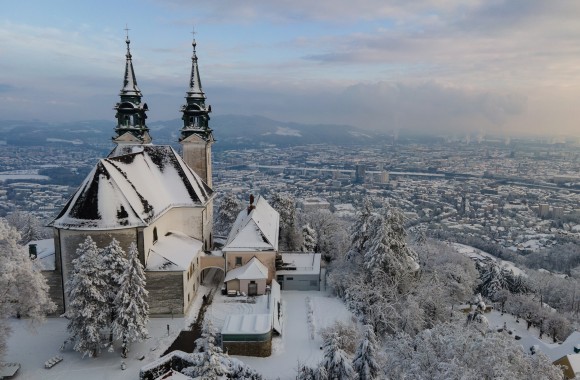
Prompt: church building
<box><xmin>50</xmin><ymin>34</ymin><xmax>215</xmax><ymax>316</ymax></box>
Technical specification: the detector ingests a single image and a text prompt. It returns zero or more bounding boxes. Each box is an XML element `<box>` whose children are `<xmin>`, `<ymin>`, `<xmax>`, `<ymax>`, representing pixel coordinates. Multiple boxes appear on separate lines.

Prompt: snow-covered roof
<box><xmin>277</xmin><ymin>253</ymin><xmax>321</xmax><ymax>276</ymax></box>
<box><xmin>224</xmin><ymin>257</ymin><xmax>268</xmax><ymax>282</ymax></box>
<box><xmin>221</xmin><ymin>313</ymin><xmax>271</xmax><ymax>335</ymax></box>
<box><xmin>26</xmin><ymin>239</ymin><xmax>55</xmax><ymax>270</ymax></box>
<box><xmin>51</xmin><ymin>145</ymin><xmax>212</xmax><ymax>230</ymax></box>
<box><xmin>146</xmin><ymin>231</ymin><xmax>202</xmax><ymax>271</ymax></box>
<box><xmin>223</xmin><ymin>195</ymin><xmax>279</xmax><ymax>252</ymax></box>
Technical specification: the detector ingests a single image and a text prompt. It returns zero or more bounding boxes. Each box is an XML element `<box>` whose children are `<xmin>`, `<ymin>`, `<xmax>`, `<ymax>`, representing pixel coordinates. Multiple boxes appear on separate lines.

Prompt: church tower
<box><xmin>179</xmin><ymin>35</ymin><xmax>214</xmax><ymax>186</ymax></box>
<box><xmin>113</xmin><ymin>32</ymin><xmax>151</xmax><ymax>145</ymax></box>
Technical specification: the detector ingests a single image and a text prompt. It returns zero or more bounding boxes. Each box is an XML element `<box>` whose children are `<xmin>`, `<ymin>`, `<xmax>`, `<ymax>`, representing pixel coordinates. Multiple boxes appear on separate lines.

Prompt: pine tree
<box><xmin>353</xmin><ymin>325</ymin><xmax>380</xmax><ymax>380</ymax></box>
<box><xmin>346</xmin><ymin>198</ymin><xmax>373</xmax><ymax>263</ymax></box>
<box><xmin>193</xmin><ymin>319</ymin><xmax>227</xmax><ymax>378</ymax></box>
<box><xmin>65</xmin><ymin>236</ymin><xmax>109</xmax><ymax>357</ymax></box>
<box><xmin>269</xmin><ymin>192</ymin><xmax>300</xmax><ymax>250</ymax></box>
<box><xmin>101</xmin><ymin>238</ymin><xmax>128</xmax><ymax>344</ymax></box>
<box><xmin>0</xmin><ymin>219</ymin><xmax>55</xmax><ymax>361</ymax></box>
<box><xmin>113</xmin><ymin>242</ymin><xmax>149</xmax><ymax>358</ymax></box>
<box><xmin>321</xmin><ymin>333</ymin><xmax>357</xmax><ymax>380</ymax></box>
<box><xmin>477</xmin><ymin>261</ymin><xmax>509</xmax><ymax>300</ymax></box>
<box><xmin>363</xmin><ymin>207</ymin><xmax>419</xmax><ymax>279</ymax></box>
<box><xmin>215</xmin><ymin>192</ymin><xmax>242</xmax><ymax>236</ymax></box>
<box><xmin>301</xmin><ymin>223</ymin><xmax>318</xmax><ymax>252</ymax></box>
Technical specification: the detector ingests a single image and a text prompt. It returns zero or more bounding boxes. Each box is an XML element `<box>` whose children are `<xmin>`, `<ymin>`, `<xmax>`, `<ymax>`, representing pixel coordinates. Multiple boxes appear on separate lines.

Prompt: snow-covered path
<box><xmin>233</xmin><ymin>291</ymin><xmax>352</xmax><ymax>380</ymax></box>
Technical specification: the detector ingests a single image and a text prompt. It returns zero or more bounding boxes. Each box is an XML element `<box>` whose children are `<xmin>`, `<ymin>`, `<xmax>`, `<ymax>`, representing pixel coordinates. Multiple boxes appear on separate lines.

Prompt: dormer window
<box><xmin>153</xmin><ymin>227</ymin><xmax>158</xmax><ymax>243</ymax></box>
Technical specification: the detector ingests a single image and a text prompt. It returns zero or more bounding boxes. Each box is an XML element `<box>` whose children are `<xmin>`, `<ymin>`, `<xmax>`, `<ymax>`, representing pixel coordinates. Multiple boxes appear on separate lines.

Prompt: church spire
<box><xmin>187</xmin><ymin>33</ymin><xmax>205</xmax><ymax>100</ymax></box>
<box><xmin>179</xmin><ymin>29</ymin><xmax>213</xmax><ymax>142</ymax></box>
<box><xmin>121</xmin><ymin>30</ymin><xmax>141</xmax><ymax>98</ymax></box>
<box><xmin>113</xmin><ymin>27</ymin><xmax>151</xmax><ymax>145</ymax></box>
<box><xmin>179</xmin><ymin>28</ymin><xmax>214</xmax><ymax>186</ymax></box>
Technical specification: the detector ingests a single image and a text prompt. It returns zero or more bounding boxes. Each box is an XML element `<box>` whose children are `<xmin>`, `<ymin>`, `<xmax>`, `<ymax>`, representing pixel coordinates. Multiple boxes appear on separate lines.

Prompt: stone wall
<box><xmin>42</xmin><ymin>269</ymin><xmax>64</xmax><ymax>315</ymax></box>
<box><xmin>223</xmin><ymin>339</ymin><xmax>272</xmax><ymax>357</ymax></box>
<box><xmin>146</xmin><ymin>271</ymin><xmax>184</xmax><ymax>316</ymax></box>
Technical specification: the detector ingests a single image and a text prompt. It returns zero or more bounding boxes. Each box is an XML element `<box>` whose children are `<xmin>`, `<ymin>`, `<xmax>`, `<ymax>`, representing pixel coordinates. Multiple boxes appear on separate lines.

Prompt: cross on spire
<box><xmin>124</xmin><ymin>24</ymin><xmax>130</xmax><ymax>41</ymax></box>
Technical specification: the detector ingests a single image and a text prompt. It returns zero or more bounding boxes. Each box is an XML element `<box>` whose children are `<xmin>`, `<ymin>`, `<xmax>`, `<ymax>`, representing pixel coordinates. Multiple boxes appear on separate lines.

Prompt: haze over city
<box><xmin>1</xmin><ymin>0</ymin><xmax>580</xmax><ymax>136</ymax></box>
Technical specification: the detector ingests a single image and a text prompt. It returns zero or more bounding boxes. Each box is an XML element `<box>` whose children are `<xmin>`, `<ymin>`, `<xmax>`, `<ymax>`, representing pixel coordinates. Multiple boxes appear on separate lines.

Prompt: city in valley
<box><xmin>1</xmin><ymin>134</ymin><xmax>579</xmax><ymax>258</ymax></box>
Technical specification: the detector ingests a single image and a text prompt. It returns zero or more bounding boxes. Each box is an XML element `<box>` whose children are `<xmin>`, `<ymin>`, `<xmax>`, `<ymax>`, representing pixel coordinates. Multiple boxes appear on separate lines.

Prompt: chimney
<box><xmin>247</xmin><ymin>194</ymin><xmax>256</xmax><ymax>214</ymax></box>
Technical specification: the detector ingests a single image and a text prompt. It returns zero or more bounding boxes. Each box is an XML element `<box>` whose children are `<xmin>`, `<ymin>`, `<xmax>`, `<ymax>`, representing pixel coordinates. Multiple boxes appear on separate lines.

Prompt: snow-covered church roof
<box><xmin>223</xmin><ymin>195</ymin><xmax>279</xmax><ymax>252</ymax></box>
<box><xmin>51</xmin><ymin>145</ymin><xmax>212</xmax><ymax>230</ymax></box>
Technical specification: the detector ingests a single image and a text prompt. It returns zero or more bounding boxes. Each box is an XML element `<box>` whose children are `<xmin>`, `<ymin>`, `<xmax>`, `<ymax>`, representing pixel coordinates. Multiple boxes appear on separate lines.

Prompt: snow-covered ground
<box><xmin>486</xmin><ymin>310</ymin><xmax>580</xmax><ymax>361</ymax></box>
<box><xmin>453</xmin><ymin>242</ymin><xmax>525</xmax><ymax>276</ymax></box>
<box><xmin>5</xmin><ymin>289</ymin><xmax>351</xmax><ymax>380</ymax></box>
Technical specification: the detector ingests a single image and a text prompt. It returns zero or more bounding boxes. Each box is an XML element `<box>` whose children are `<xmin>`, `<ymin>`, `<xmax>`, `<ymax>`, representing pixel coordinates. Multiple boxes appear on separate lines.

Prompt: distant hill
<box><xmin>0</xmin><ymin>115</ymin><xmax>385</xmax><ymax>149</ymax></box>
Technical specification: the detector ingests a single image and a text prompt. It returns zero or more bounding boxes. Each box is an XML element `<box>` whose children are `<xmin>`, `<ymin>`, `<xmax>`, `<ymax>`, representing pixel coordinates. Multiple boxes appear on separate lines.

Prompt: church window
<box><xmin>124</xmin><ymin>115</ymin><xmax>130</xmax><ymax>126</ymax></box>
<box><xmin>235</xmin><ymin>257</ymin><xmax>242</xmax><ymax>266</ymax></box>
<box><xmin>153</xmin><ymin>227</ymin><xmax>158</xmax><ymax>243</ymax></box>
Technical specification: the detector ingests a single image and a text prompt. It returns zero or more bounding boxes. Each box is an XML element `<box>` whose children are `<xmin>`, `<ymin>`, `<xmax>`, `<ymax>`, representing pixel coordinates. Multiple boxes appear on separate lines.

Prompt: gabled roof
<box><xmin>223</xmin><ymin>195</ymin><xmax>279</xmax><ymax>252</ymax></box>
<box><xmin>224</xmin><ymin>257</ymin><xmax>268</xmax><ymax>282</ymax></box>
<box><xmin>51</xmin><ymin>145</ymin><xmax>212</xmax><ymax>230</ymax></box>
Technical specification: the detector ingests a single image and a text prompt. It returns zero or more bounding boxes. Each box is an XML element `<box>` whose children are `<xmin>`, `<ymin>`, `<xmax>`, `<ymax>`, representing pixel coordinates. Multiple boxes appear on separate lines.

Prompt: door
<box><xmin>248</xmin><ymin>281</ymin><xmax>258</xmax><ymax>296</ymax></box>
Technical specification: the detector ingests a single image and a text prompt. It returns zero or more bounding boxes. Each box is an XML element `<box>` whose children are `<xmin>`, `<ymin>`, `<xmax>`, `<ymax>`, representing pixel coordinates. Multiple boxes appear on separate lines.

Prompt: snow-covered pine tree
<box><xmin>301</xmin><ymin>223</ymin><xmax>317</xmax><ymax>252</ymax></box>
<box><xmin>345</xmin><ymin>198</ymin><xmax>373</xmax><ymax>263</ymax></box>
<box><xmin>190</xmin><ymin>319</ymin><xmax>227</xmax><ymax>378</ymax></box>
<box><xmin>112</xmin><ymin>242</ymin><xmax>149</xmax><ymax>358</ymax></box>
<box><xmin>477</xmin><ymin>261</ymin><xmax>510</xmax><ymax>300</ymax></box>
<box><xmin>363</xmin><ymin>207</ymin><xmax>419</xmax><ymax>280</ymax></box>
<box><xmin>65</xmin><ymin>236</ymin><xmax>109</xmax><ymax>357</ymax></box>
<box><xmin>269</xmin><ymin>192</ymin><xmax>300</xmax><ymax>250</ymax></box>
<box><xmin>506</xmin><ymin>272</ymin><xmax>530</xmax><ymax>294</ymax></box>
<box><xmin>296</xmin><ymin>363</ymin><xmax>318</xmax><ymax>380</ymax></box>
<box><xmin>0</xmin><ymin>219</ymin><xmax>55</xmax><ymax>361</ymax></box>
<box><xmin>352</xmin><ymin>325</ymin><xmax>380</xmax><ymax>380</ymax></box>
<box><xmin>101</xmin><ymin>238</ymin><xmax>128</xmax><ymax>344</ymax></box>
<box><xmin>215</xmin><ymin>192</ymin><xmax>242</xmax><ymax>236</ymax></box>
<box><xmin>321</xmin><ymin>333</ymin><xmax>357</xmax><ymax>380</ymax></box>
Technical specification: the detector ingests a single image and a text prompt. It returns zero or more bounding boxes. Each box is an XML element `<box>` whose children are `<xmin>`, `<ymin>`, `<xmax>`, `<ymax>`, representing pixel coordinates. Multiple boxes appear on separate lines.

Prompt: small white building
<box><xmin>276</xmin><ymin>252</ymin><xmax>321</xmax><ymax>291</ymax></box>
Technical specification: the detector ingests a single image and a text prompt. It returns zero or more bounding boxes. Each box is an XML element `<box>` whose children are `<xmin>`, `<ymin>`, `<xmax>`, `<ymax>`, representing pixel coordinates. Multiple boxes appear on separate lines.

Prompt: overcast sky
<box><xmin>1</xmin><ymin>0</ymin><xmax>580</xmax><ymax>136</ymax></box>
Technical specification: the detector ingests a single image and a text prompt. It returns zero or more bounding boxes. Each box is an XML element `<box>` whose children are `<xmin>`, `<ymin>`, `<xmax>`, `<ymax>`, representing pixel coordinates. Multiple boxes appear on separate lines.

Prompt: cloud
<box><xmin>0</xmin><ymin>83</ymin><xmax>14</xmax><ymax>92</ymax></box>
<box><xmin>206</xmin><ymin>80</ymin><xmax>527</xmax><ymax>134</ymax></box>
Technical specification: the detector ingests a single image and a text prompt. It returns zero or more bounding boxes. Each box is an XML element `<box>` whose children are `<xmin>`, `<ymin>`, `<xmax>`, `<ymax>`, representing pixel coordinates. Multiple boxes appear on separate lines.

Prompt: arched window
<box><xmin>153</xmin><ymin>227</ymin><xmax>158</xmax><ymax>243</ymax></box>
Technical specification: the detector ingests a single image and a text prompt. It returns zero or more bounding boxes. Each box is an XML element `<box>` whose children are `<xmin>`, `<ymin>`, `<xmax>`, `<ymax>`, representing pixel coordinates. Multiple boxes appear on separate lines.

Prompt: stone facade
<box><xmin>146</xmin><ymin>271</ymin><xmax>185</xmax><ymax>316</ymax></box>
<box><xmin>181</xmin><ymin>138</ymin><xmax>213</xmax><ymax>187</ymax></box>
<box><xmin>222</xmin><ymin>338</ymin><xmax>272</xmax><ymax>357</ymax></box>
